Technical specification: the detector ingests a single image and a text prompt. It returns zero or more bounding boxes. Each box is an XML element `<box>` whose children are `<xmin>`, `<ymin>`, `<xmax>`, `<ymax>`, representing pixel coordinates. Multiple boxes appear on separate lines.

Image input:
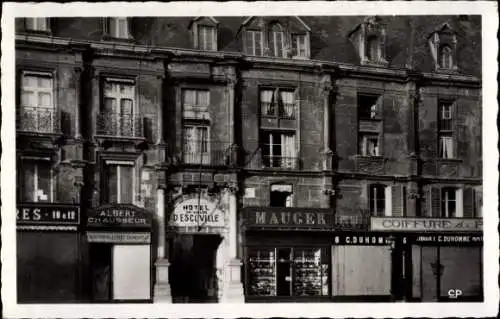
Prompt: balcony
<box><xmin>17</xmin><ymin>107</ymin><xmax>59</xmax><ymax>134</ymax></box>
<box><xmin>96</xmin><ymin>112</ymin><xmax>143</xmax><ymax>138</ymax></box>
<box><xmin>262</xmin><ymin>155</ymin><xmax>300</xmax><ymax>170</ymax></box>
<box><xmin>181</xmin><ymin>141</ymin><xmax>237</xmax><ymax>167</ymax></box>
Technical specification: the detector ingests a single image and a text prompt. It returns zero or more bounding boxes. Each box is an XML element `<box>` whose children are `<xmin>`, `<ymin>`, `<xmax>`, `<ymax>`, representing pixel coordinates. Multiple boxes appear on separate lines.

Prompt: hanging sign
<box><xmin>169</xmin><ymin>197</ymin><xmax>225</xmax><ymax>228</ymax></box>
<box><xmin>370</xmin><ymin>217</ymin><xmax>483</xmax><ymax>232</ymax></box>
<box><xmin>17</xmin><ymin>203</ymin><xmax>80</xmax><ymax>225</ymax></box>
<box><xmin>87</xmin><ymin>204</ymin><xmax>152</xmax><ymax>228</ymax></box>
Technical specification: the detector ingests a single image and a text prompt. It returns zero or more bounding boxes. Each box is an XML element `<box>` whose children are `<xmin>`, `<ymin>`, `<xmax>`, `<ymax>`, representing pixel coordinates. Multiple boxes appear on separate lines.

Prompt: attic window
<box><xmin>197</xmin><ymin>25</ymin><xmax>217</xmax><ymax>51</ymax></box>
<box><xmin>269</xmin><ymin>23</ymin><xmax>285</xmax><ymax>58</ymax></box>
<box><xmin>440</xmin><ymin>45</ymin><xmax>453</xmax><ymax>69</ymax></box>
<box><xmin>292</xmin><ymin>34</ymin><xmax>308</xmax><ymax>58</ymax></box>
<box><xmin>365</xmin><ymin>36</ymin><xmax>379</xmax><ymax>62</ymax></box>
<box><xmin>25</xmin><ymin>18</ymin><xmax>50</xmax><ymax>32</ymax></box>
<box><xmin>107</xmin><ymin>17</ymin><xmax>131</xmax><ymax>39</ymax></box>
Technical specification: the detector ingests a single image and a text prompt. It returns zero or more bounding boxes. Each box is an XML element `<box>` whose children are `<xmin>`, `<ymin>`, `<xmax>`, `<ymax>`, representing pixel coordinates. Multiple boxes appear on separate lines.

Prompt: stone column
<box><xmin>153</xmin><ymin>172</ymin><xmax>171</xmax><ymax>302</ymax></box>
<box><xmin>322</xmin><ymin>76</ymin><xmax>333</xmax><ymax>170</ymax></box>
<box><xmin>221</xmin><ymin>183</ymin><xmax>244</xmax><ymax>303</ymax></box>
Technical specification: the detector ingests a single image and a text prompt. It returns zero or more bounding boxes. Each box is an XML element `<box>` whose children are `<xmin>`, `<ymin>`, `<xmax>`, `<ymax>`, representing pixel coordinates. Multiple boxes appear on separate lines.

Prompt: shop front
<box><xmin>16</xmin><ymin>203</ymin><xmax>81</xmax><ymax>303</ymax></box>
<box><xmin>371</xmin><ymin>216</ymin><xmax>483</xmax><ymax>302</ymax></box>
<box><xmin>85</xmin><ymin>204</ymin><xmax>153</xmax><ymax>303</ymax></box>
<box><xmin>167</xmin><ymin>191</ymin><xmax>238</xmax><ymax>303</ymax></box>
<box><xmin>241</xmin><ymin>207</ymin><xmax>334</xmax><ymax>302</ymax></box>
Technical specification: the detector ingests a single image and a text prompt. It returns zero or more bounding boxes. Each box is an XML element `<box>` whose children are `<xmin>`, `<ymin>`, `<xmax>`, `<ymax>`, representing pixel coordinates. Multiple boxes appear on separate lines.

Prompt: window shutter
<box><xmin>391</xmin><ymin>185</ymin><xmax>403</xmax><ymax>216</ymax></box>
<box><xmin>455</xmin><ymin>188</ymin><xmax>463</xmax><ymax>218</ymax></box>
<box><xmin>120</xmin><ymin>166</ymin><xmax>134</xmax><ymax>204</ymax></box>
<box><xmin>384</xmin><ymin>185</ymin><xmax>392</xmax><ymax>217</ymax></box>
<box><xmin>475</xmin><ymin>188</ymin><xmax>482</xmax><ymax>218</ymax></box>
<box><xmin>108</xmin><ymin>166</ymin><xmax>118</xmax><ymax>203</ymax></box>
<box><xmin>429</xmin><ymin>187</ymin><xmax>441</xmax><ymax>217</ymax></box>
<box><xmin>462</xmin><ymin>187</ymin><xmax>474</xmax><ymax>218</ymax></box>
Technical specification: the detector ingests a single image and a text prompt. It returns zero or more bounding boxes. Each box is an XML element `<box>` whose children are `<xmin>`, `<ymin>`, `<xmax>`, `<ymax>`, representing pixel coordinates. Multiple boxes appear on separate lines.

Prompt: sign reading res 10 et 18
<box><xmin>17</xmin><ymin>204</ymin><xmax>80</xmax><ymax>225</ymax></box>
<box><xmin>169</xmin><ymin>197</ymin><xmax>225</xmax><ymax>227</ymax></box>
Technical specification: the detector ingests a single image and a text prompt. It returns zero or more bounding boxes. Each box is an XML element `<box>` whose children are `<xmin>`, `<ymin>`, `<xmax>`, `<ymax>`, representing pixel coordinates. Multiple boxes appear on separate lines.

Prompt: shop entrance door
<box><xmin>89</xmin><ymin>244</ymin><xmax>112</xmax><ymax>301</ymax></box>
<box><xmin>170</xmin><ymin>234</ymin><xmax>223</xmax><ymax>303</ymax></box>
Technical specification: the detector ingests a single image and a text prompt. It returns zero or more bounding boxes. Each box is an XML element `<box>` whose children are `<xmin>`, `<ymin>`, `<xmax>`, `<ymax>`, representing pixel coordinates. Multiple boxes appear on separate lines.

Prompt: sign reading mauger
<box><xmin>244</xmin><ymin>208</ymin><xmax>333</xmax><ymax>228</ymax></box>
<box><xmin>371</xmin><ymin>217</ymin><xmax>483</xmax><ymax>232</ymax></box>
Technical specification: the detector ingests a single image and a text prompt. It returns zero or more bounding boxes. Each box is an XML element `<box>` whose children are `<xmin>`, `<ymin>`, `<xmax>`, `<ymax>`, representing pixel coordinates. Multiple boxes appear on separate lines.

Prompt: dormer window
<box><xmin>25</xmin><ymin>18</ymin><xmax>50</xmax><ymax>32</ymax></box>
<box><xmin>269</xmin><ymin>23</ymin><xmax>285</xmax><ymax>58</ymax></box>
<box><xmin>197</xmin><ymin>25</ymin><xmax>217</xmax><ymax>51</ymax></box>
<box><xmin>245</xmin><ymin>30</ymin><xmax>263</xmax><ymax>56</ymax></box>
<box><xmin>107</xmin><ymin>17</ymin><xmax>131</xmax><ymax>39</ymax></box>
<box><xmin>429</xmin><ymin>23</ymin><xmax>458</xmax><ymax>72</ymax></box>
<box><xmin>440</xmin><ymin>45</ymin><xmax>453</xmax><ymax>69</ymax></box>
<box><xmin>190</xmin><ymin>17</ymin><xmax>219</xmax><ymax>51</ymax></box>
<box><xmin>291</xmin><ymin>34</ymin><xmax>308</xmax><ymax>58</ymax></box>
<box><xmin>349</xmin><ymin>16</ymin><xmax>388</xmax><ymax>66</ymax></box>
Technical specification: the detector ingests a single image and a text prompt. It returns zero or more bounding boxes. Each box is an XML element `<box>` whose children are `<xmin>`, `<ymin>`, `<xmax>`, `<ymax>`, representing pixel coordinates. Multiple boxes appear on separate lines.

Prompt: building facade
<box><xmin>15</xmin><ymin>15</ymin><xmax>482</xmax><ymax>303</ymax></box>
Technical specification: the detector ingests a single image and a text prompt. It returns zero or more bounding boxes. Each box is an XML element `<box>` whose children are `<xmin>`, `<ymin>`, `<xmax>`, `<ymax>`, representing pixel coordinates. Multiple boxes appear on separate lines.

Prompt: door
<box><xmin>89</xmin><ymin>244</ymin><xmax>112</xmax><ymax>301</ymax></box>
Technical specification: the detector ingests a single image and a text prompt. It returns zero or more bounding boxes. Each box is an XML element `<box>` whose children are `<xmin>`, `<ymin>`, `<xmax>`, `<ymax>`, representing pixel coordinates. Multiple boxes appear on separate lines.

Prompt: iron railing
<box><xmin>262</xmin><ymin>155</ymin><xmax>299</xmax><ymax>169</ymax></box>
<box><xmin>17</xmin><ymin>107</ymin><xmax>59</xmax><ymax>133</ymax></box>
<box><xmin>96</xmin><ymin>112</ymin><xmax>143</xmax><ymax>138</ymax></box>
<box><xmin>182</xmin><ymin>141</ymin><xmax>236</xmax><ymax>166</ymax></box>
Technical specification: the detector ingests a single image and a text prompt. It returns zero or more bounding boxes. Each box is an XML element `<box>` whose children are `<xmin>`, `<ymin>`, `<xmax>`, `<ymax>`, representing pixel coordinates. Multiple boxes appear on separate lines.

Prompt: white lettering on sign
<box><xmin>87</xmin><ymin>232</ymin><xmax>151</xmax><ymax>244</ymax></box>
<box><xmin>170</xmin><ymin>197</ymin><xmax>224</xmax><ymax>228</ymax></box>
<box><xmin>371</xmin><ymin>217</ymin><xmax>483</xmax><ymax>232</ymax></box>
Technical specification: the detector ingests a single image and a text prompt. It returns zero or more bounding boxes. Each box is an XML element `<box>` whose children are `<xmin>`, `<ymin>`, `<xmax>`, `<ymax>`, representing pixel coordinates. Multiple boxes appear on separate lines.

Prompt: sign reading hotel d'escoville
<box><xmin>169</xmin><ymin>197</ymin><xmax>225</xmax><ymax>227</ymax></box>
<box><xmin>87</xmin><ymin>204</ymin><xmax>152</xmax><ymax>228</ymax></box>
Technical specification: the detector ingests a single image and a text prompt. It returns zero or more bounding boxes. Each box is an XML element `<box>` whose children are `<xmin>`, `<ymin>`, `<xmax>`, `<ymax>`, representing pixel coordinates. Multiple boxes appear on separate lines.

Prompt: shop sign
<box><xmin>410</xmin><ymin>234</ymin><xmax>483</xmax><ymax>245</ymax></box>
<box><xmin>87</xmin><ymin>231</ymin><xmax>151</xmax><ymax>244</ymax></box>
<box><xmin>170</xmin><ymin>197</ymin><xmax>224</xmax><ymax>228</ymax></box>
<box><xmin>87</xmin><ymin>204</ymin><xmax>152</xmax><ymax>228</ymax></box>
<box><xmin>333</xmin><ymin>233</ymin><xmax>393</xmax><ymax>245</ymax></box>
<box><xmin>371</xmin><ymin>217</ymin><xmax>483</xmax><ymax>232</ymax></box>
<box><xmin>243</xmin><ymin>208</ymin><xmax>333</xmax><ymax>228</ymax></box>
<box><xmin>16</xmin><ymin>203</ymin><xmax>80</xmax><ymax>225</ymax></box>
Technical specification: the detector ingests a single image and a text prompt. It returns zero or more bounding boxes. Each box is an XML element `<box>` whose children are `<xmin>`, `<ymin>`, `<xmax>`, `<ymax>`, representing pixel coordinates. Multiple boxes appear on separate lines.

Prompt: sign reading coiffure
<box><xmin>169</xmin><ymin>197</ymin><xmax>224</xmax><ymax>227</ymax></box>
<box><xmin>371</xmin><ymin>217</ymin><xmax>483</xmax><ymax>232</ymax></box>
<box><xmin>17</xmin><ymin>203</ymin><xmax>80</xmax><ymax>225</ymax></box>
<box><xmin>87</xmin><ymin>204</ymin><xmax>152</xmax><ymax>228</ymax></box>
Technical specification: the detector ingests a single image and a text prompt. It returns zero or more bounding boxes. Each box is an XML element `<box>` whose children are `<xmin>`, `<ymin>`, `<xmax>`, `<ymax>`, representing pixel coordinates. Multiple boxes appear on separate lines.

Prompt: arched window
<box><xmin>269</xmin><ymin>23</ymin><xmax>285</xmax><ymax>57</ymax></box>
<box><xmin>365</xmin><ymin>35</ymin><xmax>379</xmax><ymax>61</ymax></box>
<box><xmin>440</xmin><ymin>45</ymin><xmax>453</xmax><ymax>69</ymax></box>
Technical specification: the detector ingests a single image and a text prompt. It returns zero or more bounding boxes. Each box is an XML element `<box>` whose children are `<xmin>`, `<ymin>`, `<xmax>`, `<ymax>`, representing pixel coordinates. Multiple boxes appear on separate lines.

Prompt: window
<box><xmin>183</xmin><ymin>89</ymin><xmax>210</xmax><ymax>110</ymax></box>
<box><xmin>108</xmin><ymin>17</ymin><xmax>130</xmax><ymax>39</ymax></box>
<box><xmin>198</xmin><ymin>25</ymin><xmax>217</xmax><ymax>51</ymax></box>
<box><xmin>366</xmin><ymin>36</ymin><xmax>379</xmax><ymax>61</ymax></box>
<box><xmin>441</xmin><ymin>187</ymin><xmax>457</xmax><ymax>217</ymax></box>
<box><xmin>25</xmin><ymin>18</ymin><xmax>49</xmax><ymax>32</ymax></box>
<box><xmin>269</xmin><ymin>23</ymin><xmax>285</xmax><ymax>58</ymax></box>
<box><xmin>107</xmin><ymin>164</ymin><xmax>134</xmax><ymax>203</ymax></box>
<box><xmin>20</xmin><ymin>72</ymin><xmax>55</xmax><ymax>133</ymax></box>
<box><xmin>369</xmin><ymin>184</ymin><xmax>389</xmax><ymax>216</ymax></box>
<box><xmin>183</xmin><ymin>124</ymin><xmax>210</xmax><ymax>164</ymax></box>
<box><xmin>270</xmin><ymin>184</ymin><xmax>293</xmax><ymax>207</ymax></box>
<box><xmin>247</xmin><ymin>247</ymin><xmax>329</xmax><ymax>297</ymax></box>
<box><xmin>245</xmin><ymin>30</ymin><xmax>263</xmax><ymax>56</ymax></box>
<box><xmin>440</xmin><ymin>45</ymin><xmax>453</xmax><ymax>69</ymax></box>
<box><xmin>260</xmin><ymin>88</ymin><xmax>296</xmax><ymax>119</ymax></box>
<box><xmin>101</xmin><ymin>79</ymin><xmax>136</xmax><ymax>136</ymax></box>
<box><xmin>359</xmin><ymin>134</ymin><xmax>380</xmax><ymax>156</ymax></box>
<box><xmin>438</xmin><ymin>101</ymin><xmax>454</xmax><ymax>159</ymax></box>
<box><xmin>358</xmin><ymin>95</ymin><xmax>380</xmax><ymax>119</ymax></box>
<box><xmin>292</xmin><ymin>34</ymin><xmax>308</xmax><ymax>58</ymax></box>
<box><xmin>261</xmin><ymin>131</ymin><xmax>297</xmax><ymax>169</ymax></box>
<box><xmin>21</xmin><ymin>161</ymin><xmax>53</xmax><ymax>202</ymax></box>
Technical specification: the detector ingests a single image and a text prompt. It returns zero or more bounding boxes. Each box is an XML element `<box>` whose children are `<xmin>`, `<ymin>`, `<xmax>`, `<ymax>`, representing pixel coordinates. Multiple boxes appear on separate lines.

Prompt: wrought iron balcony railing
<box><xmin>17</xmin><ymin>107</ymin><xmax>59</xmax><ymax>133</ymax></box>
<box><xmin>181</xmin><ymin>141</ymin><xmax>237</xmax><ymax>166</ymax></box>
<box><xmin>96</xmin><ymin>112</ymin><xmax>143</xmax><ymax>138</ymax></box>
<box><xmin>262</xmin><ymin>155</ymin><xmax>299</xmax><ymax>169</ymax></box>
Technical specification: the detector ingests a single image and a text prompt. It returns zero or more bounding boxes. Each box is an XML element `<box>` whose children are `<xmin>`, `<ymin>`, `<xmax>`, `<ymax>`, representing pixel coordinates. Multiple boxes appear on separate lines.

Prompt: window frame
<box><xmin>105</xmin><ymin>160</ymin><xmax>136</xmax><ymax>204</ymax></box>
<box><xmin>182</xmin><ymin>123</ymin><xmax>211</xmax><ymax>164</ymax></box>
<box><xmin>439</xmin><ymin>45</ymin><xmax>454</xmax><ymax>69</ymax></box>
<box><xmin>269</xmin><ymin>23</ymin><xmax>285</xmax><ymax>58</ymax></box>
<box><xmin>102</xmin><ymin>78</ymin><xmax>137</xmax><ymax>136</ymax></box>
<box><xmin>260</xmin><ymin>87</ymin><xmax>297</xmax><ymax>119</ymax></box>
<box><xmin>21</xmin><ymin>160</ymin><xmax>54</xmax><ymax>203</ymax></box>
<box><xmin>365</xmin><ymin>35</ymin><xmax>380</xmax><ymax>62</ymax></box>
<box><xmin>270</xmin><ymin>183</ymin><xmax>294</xmax><ymax>207</ymax></box>
<box><xmin>24</xmin><ymin>18</ymin><xmax>50</xmax><ymax>32</ymax></box>
<box><xmin>441</xmin><ymin>187</ymin><xmax>457</xmax><ymax>218</ymax></box>
<box><xmin>20</xmin><ymin>71</ymin><xmax>56</xmax><ymax>133</ymax></box>
<box><xmin>107</xmin><ymin>17</ymin><xmax>131</xmax><ymax>39</ymax></box>
<box><xmin>291</xmin><ymin>33</ymin><xmax>308</xmax><ymax>59</ymax></box>
<box><xmin>359</xmin><ymin>133</ymin><xmax>381</xmax><ymax>157</ymax></box>
<box><xmin>182</xmin><ymin>89</ymin><xmax>210</xmax><ymax>110</ymax></box>
<box><xmin>260</xmin><ymin>130</ymin><xmax>297</xmax><ymax>169</ymax></box>
<box><xmin>197</xmin><ymin>25</ymin><xmax>217</xmax><ymax>51</ymax></box>
<box><xmin>246</xmin><ymin>29</ymin><xmax>264</xmax><ymax>56</ymax></box>
<box><xmin>369</xmin><ymin>184</ymin><xmax>386</xmax><ymax>216</ymax></box>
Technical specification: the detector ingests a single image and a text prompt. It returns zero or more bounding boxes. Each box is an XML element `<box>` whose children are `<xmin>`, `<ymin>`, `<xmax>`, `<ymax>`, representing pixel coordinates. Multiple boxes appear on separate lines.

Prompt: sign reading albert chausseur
<box><xmin>87</xmin><ymin>204</ymin><xmax>152</xmax><ymax>229</ymax></box>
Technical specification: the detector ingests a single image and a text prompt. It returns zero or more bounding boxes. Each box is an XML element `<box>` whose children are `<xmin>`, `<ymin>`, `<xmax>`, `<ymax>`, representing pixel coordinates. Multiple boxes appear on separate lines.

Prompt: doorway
<box><xmin>170</xmin><ymin>234</ymin><xmax>223</xmax><ymax>303</ymax></box>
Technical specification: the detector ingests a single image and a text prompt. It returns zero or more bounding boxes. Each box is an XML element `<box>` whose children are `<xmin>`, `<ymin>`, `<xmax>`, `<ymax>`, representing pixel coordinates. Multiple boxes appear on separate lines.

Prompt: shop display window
<box><xmin>247</xmin><ymin>247</ymin><xmax>329</xmax><ymax>297</ymax></box>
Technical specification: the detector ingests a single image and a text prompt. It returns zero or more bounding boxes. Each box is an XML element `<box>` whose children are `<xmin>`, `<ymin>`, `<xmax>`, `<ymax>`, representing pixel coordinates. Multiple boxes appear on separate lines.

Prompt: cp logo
<box><xmin>448</xmin><ymin>289</ymin><xmax>463</xmax><ymax>299</ymax></box>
